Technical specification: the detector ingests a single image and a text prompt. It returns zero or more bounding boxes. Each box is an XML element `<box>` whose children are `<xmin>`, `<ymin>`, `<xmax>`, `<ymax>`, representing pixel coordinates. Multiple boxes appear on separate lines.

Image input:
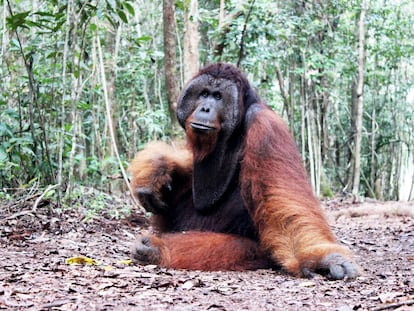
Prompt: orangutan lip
<box><xmin>190</xmin><ymin>122</ymin><xmax>216</xmax><ymax>132</ymax></box>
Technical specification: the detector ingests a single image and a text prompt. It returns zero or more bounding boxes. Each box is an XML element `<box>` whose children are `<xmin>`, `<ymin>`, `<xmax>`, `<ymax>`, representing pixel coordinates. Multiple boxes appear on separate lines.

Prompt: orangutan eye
<box><xmin>200</xmin><ymin>90</ymin><xmax>209</xmax><ymax>98</ymax></box>
<box><xmin>213</xmin><ymin>92</ymin><xmax>222</xmax><ymax>100</ymax></box>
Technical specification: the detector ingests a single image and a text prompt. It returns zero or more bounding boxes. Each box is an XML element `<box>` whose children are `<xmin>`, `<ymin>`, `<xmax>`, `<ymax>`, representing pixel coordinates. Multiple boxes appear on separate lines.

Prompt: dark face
<box><xmin>187</xmin><ymin>88</ymin><xmax>224</xmax><ymax>134</ymax></box>
<box><xmin>175</xmin><ymin>63</ymin><xmax>257</xmax><ymax>211</ymax></box>
<box><xmin>177</xmin><ymin>74</ymin><xmax>240</xmax><ymax>161</ymax></box>
<box><xmin>177</xmin><ymin>74</ymin><xmax>240</xmax><ymax>133</ymax></box>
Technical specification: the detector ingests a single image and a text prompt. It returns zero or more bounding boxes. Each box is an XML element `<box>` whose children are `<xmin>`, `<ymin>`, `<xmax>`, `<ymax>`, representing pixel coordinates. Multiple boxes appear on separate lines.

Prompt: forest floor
<box><xmin>1</xmin><ymin>188</ymin><xmax>413</xmax><ymax>311</ymax></box>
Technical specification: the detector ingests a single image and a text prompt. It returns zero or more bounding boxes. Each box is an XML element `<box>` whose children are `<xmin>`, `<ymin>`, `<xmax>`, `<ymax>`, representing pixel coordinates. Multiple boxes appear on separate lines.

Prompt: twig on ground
<box><xmin>372</xmin><ymin>299</ymin><xmax>414</xmax><ymax>311</ymax></box>
<box><xmin>32</xmin><ymin>184</ymin><xmax>60</xmax><ymax>212</ymax></box>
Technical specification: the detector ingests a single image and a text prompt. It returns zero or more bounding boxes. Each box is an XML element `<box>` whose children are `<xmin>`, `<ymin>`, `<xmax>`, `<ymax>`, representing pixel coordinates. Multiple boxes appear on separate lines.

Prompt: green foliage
<box><xmin>0</xmin><ymin>107</ymin><xmax>35</xmax><ymax>187</ymax></box>
<box><xmin>1</xmin><ymin>0</ymin><xmax>412</xmax><ymax>201</ymax></box>
<box><xmin>68</xmin><ymin>185</ymin><xmax>133</xmax><ymax>221</ymax></box>
<box><xmin>197</xmin><ymin>0</ymin><xmax>413</xmax><ymax>199</ymax></box>
<box><xmin>1</xmin><ymin>0</ymin><xmax>169</xmax><ymax>194</ymax></box>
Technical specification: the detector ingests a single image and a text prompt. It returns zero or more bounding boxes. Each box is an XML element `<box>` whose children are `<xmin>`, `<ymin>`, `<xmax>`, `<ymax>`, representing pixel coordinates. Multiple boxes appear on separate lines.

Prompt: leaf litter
<box><xmin>0</xmin><ymin>193</ymin><xmax>413</xmax><ymax>310</ymax></box>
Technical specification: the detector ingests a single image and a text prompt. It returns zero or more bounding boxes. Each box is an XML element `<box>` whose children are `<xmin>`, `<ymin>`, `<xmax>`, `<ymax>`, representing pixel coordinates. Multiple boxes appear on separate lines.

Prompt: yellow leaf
<box><xmin>117</xmin><ymin>259</ymin><xmax>133</xmax><ymax>265</ymax></box>
<box><xmin>299</xmin><ymin>281</ymin><xmax>316</xmax><ymax>287</ymax></box>
<box><xmin>102</xmin><ymin>265</ymin><xmax>114</xmax><ymax>271</ymax></box>
<box><xmin>66</xmin><ymin>256</ymin><xmax>99</xmax><ymax>265</ymax></box>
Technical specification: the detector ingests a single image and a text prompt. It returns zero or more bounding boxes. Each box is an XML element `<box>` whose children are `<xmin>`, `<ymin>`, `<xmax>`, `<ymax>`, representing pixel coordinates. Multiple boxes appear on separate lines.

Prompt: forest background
<box><xmin>0</xmin><ymin>0</ymin><xmax>413</xmax><ymax>208</ymax></box>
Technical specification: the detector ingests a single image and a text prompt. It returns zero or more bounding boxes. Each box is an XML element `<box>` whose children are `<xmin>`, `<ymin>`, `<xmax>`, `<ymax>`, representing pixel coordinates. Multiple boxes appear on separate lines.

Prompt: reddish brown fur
<box><xmin>240</xmin><ymin>104</ymin><xmax>353</xmax><ymax>275</ymax></box>
<box><xmin>185</xmin><ymin>118</ymin><xmax>220</xmax><ymax>162</ymax></box>
<box><xmin>129</xmin><ymin>141</ymin><xmax>192</xmax><ymax>194</ymax></box>
<box><xmin>146</xmin><ymin>232</ymin><xmax>270</xmax><ymax>271</ymax></box>
<box><xmin>129</xmin><ymin>63</ymin><xmax>358</xmax><ymax>278</ymax></box>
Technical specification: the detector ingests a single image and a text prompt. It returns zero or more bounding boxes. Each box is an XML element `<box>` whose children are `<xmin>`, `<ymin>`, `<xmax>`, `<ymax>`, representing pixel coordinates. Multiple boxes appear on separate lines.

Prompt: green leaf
<box><xmin>134</xmin><ymin>36</ymin><xmax>152</xmax><ymax>46</ymax></box>
<box><xmin>105</xmin><ymin>14</ymin><xmax>116</xmax><ymax>29</ymax></box>
<box><xmin>2</xmin><ymin>108</ymin><xmax>19</xmax><ymax>119</ymax></box>
<box><xmin>0</xmin><ymin>123</ymin><xmax>12</xmax><ymax>137</ymax></box>
<box><xmin>6</xmin><ymin>11</ymin><xmax>31</xmax><ymax>31</ymax></box>
<box><xmin>123</xmin><ymin>2</ymin><xmax>135</xmax><ymax>16</ymax></box>
<box><xmin>0</xmin><ymin>147</ymin><xmax>8</xmax><ymax>162</ymax></box>
<box><xmin>117</xmin><ymin>9</ymin><xmax>128</xmax><ymax>23</ymax></box>
<box><xmin>106</xmin><ymin>0</ymin><xmax>116</xmax><ymax>11</ymax></box>
<box><xmin>33</xmin><ymin>11</ymin><xmax>56</xmax><ymax>17</ymax></box>
<box><xmin>89</xmin><ymin>23</ymin><xmax>97</xmax><ymax>32</ymax></box>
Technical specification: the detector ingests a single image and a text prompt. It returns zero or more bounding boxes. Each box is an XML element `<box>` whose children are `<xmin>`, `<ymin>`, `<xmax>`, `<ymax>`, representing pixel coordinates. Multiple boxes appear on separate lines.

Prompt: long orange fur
<box><xmin>240</xmin><ymin>104</ymin><xmax>353</xmax><ymax>276</ymax></box>
<box><xmin>146</xmin><ymin>232</ymin><xmax>270</xmax><ymax>271</ymax></box>
<box><xmin>129</xmin><ymin>64</ymin><xmax>357</xmax><ymax>277</ymax></box>
<box><xmin>129</xmin><ymin>141</ymin><xmax>193</xmax><ymax>194</ymax></box>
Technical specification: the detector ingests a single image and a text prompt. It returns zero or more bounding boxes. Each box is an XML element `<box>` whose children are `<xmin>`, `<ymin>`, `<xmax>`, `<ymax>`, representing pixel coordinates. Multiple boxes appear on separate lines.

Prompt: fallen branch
<box><xmin>32</xmin><ymin>184</ymin><xmax>60</xmax><ymax>212</ymax></box>
<box><xmin>41</xmin><ymin>297</ymin><xmax>77</xmax><ymax>309</ymax></box>
<box><xmin>372</xmin><ymin>299</ymin><xmax>414</xmax><ymax>311</ymax></box>
<box><xmin>0</xmin><ymin>210</ymin><xmax>35</xmax><ymax>223</ymax></box>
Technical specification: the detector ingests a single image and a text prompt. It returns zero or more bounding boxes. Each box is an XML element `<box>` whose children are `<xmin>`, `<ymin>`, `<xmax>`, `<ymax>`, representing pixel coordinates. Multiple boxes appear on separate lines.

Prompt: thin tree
<box><xmin>163</xmin><ymin>0</ymin><xmax>179</xmax><ymax>124</ymax></box>
<box><xmin>183</xmin><ymin>0</ymin><xmax>200</xmax><ymax>82</ymax></box>
<box><xmin>236</xmin><ymin>0</ymin><xmax>255</xmax><ymax>68</ymax></box>
<box><xmin>57</xmin><ymin>0</ymin><xmax>73</xmax><ymax>198</ymax></box>
<box><xmin>351</xmin><ymin>0</ymin><xmax>367</xmax><ymax>199</ymax></box>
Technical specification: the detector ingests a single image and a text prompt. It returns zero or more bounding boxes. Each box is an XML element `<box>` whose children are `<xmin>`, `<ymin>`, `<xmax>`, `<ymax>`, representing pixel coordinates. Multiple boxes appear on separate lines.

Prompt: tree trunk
<box><xmin>351</xmin><ymin>0</ymin><xmax>367</xmax><ymax>199</ymax></box>
<box><xmin>163</xmin><ymin>0</ymin><xmax>179</xmax><ymax>124</ymax></box>
<box><xmin>57</xmin><ymin>0</ymin><xmax>72</xmax><ymax>198</ymax></box>
<box><xmin>183</xmin><ymin>0</ymin><xmax>199</xmax><ymax>83</ymax></box>
<box><xmin>107</xmin><ymin>24</ymin><xmax>122</xmax><ymax>157</ymax></box>
<box><xmin>369</xmin><ymin>77</ymin><xmax>378</xmax><ymax>199</ymax></box>
<box><xmin>212</xmin><ymin>3</ymin><xmax>243</xmax><ymax>59</ymax></box>
<box><xmin>275</xmin><ymin>66</ymin><xmax>292</xmax><ymax>130</ymax></box>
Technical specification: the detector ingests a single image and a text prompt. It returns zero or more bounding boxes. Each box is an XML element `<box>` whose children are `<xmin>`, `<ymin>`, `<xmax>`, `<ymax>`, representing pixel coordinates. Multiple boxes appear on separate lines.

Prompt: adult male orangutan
<box><xmin>128</xmin><ymin>63</ymin><xmax>359</xmax><ymax>279</ymax></box>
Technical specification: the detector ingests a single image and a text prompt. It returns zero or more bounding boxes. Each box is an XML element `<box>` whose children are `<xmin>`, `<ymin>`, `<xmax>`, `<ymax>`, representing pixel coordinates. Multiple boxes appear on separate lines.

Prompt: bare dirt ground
<box><xmin>1</xmin><ymin>190</ymin><xmax>413</xmax><ymax>311</ymax></box>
